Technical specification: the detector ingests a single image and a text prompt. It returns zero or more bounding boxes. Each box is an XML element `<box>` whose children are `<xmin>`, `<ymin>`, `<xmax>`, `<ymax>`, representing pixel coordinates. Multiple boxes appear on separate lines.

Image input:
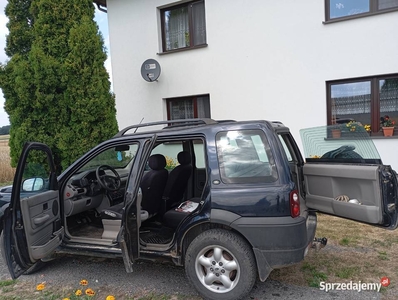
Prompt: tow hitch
<box><xmin>312</xmin><ymin>237</ymin><xmax>328</xmax><ymax>251</ymax></box>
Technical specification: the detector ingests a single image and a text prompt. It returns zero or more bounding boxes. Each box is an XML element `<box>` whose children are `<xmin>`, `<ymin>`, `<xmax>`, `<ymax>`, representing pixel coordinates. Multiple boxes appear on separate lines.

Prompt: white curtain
<box><xmin>197</xmin><ymin>96</ymin><xmax>209</xmax><ymax>118</ymax></box>
<box><xmin>170</xmin><ymin>100</ymin><xmax>194</xmax><ymax>120</ymax></box>
<box><xmin>165</xmin><ymin>7</ymin><xmax>189</xmax><ymax>50</ymax></box>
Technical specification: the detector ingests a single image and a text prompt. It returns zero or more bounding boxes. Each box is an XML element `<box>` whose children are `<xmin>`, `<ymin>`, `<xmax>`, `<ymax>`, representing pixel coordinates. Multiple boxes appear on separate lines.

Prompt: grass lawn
<box><xmin>270</xmin><ymin>213</ymin><xmax>398</xmax><ymax>299</ymax></box>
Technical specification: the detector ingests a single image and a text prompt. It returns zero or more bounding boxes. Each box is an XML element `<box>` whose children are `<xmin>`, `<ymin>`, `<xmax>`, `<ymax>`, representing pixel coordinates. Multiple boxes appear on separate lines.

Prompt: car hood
<box><xmin>0</xmin><ymin>185</ymin><xmax>12</xmax><ymax>193</ymax></box>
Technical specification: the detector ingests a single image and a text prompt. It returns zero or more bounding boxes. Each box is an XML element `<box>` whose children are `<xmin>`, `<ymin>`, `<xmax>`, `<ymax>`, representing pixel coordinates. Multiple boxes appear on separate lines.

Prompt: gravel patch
<box><xmin>0</xmin><ymin>251</ymin><xmax>383</xmax><ymax>299</ymax></box>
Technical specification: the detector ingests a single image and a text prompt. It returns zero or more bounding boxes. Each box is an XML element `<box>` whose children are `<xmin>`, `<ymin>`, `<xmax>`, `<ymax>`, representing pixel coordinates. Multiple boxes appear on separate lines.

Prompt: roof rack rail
<box><xmin>271</xmin><ymin>121</ymin><xmax>285</xmax><ymax>126</ymax></box>
<box><xmin>114</xmin><ymin>118</ymin><xmax>217</xmax><ymax>137</ymax></box>
<box><xmin>215</xmin><ymin>119</ymin><xmax>236</xmax><ymax>123</ymax></box>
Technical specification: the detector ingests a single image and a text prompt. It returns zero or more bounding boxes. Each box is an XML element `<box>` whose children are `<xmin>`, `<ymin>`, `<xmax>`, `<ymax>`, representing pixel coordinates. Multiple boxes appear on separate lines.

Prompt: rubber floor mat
<box><xmin>140</xmin><ymin>227</ymin><xmax>174</xmax><ymax>244</ymax></box>
<box><xmin>69</xmin><ymin>224</ymin><xmax>103</xmax><ymax>239</ymax></box>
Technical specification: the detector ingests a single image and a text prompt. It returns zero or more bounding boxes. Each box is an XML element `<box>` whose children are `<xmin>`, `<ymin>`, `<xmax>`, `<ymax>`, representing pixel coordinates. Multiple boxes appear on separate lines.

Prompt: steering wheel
<box><xmin>95</xmin><ymin>165</ymin><xmax>121</xmax><ymax>192</ymax></box>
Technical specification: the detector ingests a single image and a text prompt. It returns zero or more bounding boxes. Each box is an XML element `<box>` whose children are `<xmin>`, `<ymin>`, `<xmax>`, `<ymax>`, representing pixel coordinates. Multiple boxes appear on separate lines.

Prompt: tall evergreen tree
<box><xmin>4</xmin><ymin>0</ymin><xmax>34</xmax><ymax>57</ymax></box>
<box><xmin>58</xmin><ymin>15</ymin><xmax>118</xmax><ymax>169</ymax></box>
<box><xmin>0</xmin><ymin>0</ymin><xmax>118</xmax><ymax>172</ymax></box>
<box><xmin>0</xmin><ymin>0</ymin><xmax>34</xmax><ymax>168</ymax></box>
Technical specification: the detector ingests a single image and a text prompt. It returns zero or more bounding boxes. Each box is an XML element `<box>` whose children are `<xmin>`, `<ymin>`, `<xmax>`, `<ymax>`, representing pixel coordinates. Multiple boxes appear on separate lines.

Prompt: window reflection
<box><xmin>216</xmin><ymin>130</ymin><xmax>278</xmax><ymax>184</ymax></box>
<box><xmin>329</xmin><ymin>0</ymin><xmax>369</xmax><ymax>19</ymax></box>
<box><xmin>331</xmin><ymin>81</ymin><xmax>371</xmax><ymax>126</ymax></box>
<box><xmin>379</xmin><ymin>78</ymin><xmax>398</xmax><ymax>127</ymax></box>
<box><xmin>327</xmin><ymin>0</ymin><xmax>398</xmax><ymax>20</ymax></box>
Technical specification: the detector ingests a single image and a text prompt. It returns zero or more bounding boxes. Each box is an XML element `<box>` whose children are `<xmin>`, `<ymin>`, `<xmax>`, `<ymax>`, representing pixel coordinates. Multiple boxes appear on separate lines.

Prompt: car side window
<box><xmin>150</xmin><ymin>142</ymin><xmax>184</xmax><ymax>171</ymax></box>
<box><xmin>150</xmin><ymin>140</ymin><xmax>205</xmax><ymax>170</ymax></box>
<box><xmin>21</xmin><ymin>149</ymin><xmax>52</xmax><ymax>194</ymax></box>
<box><xmin>78</xmin><ymin>144</ymin><xmax>139</xmax><ymax>172</ymax></box>
<box><xmin>193</xmin><ymin>140</ymin><xmax>205</xmax><ymax>168</ymax></box>
<box><xmin>278</xmin><ymin>135</ymin><xmax>294</xmax><ymax>162</ymax></box>
<box><xmin>216</xmin><ymin>130</ymin><xmax>278</xmax><ymax>184</ymax></box>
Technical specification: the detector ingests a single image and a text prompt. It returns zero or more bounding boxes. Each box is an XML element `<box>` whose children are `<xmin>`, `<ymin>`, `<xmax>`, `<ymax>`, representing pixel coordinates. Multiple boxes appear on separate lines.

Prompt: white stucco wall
<box><xmin>106</xmin><ymin>0</ymin><xmax>398</xmax><ymax>169</ymax></box>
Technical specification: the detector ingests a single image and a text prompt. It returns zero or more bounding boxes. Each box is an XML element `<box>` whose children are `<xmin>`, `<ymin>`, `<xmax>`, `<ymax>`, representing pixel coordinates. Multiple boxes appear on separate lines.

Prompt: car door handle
<box><xmin>33</xmin><ymin>214</ymin><xmax>50</xmax><ymax>225</ymax></box>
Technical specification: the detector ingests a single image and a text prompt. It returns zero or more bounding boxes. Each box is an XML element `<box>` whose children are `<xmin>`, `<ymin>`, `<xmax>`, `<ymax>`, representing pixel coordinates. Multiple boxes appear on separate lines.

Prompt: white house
<box><xmin>93</xmin><ymin>0</ymin><xmax>398</xmax><ymax>169</ymax></box>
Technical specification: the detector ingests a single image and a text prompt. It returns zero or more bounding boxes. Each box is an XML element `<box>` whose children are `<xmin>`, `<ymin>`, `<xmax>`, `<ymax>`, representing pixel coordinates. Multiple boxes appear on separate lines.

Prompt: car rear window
<box><xmin>300</xmin><ymin>125</ymin><xmax>382</xmax><ymax>164</ymax></box>
<box><xmin>216</xmin><ymin>130</ymin><xmax>278</xmax><ymax>184</ymax></box>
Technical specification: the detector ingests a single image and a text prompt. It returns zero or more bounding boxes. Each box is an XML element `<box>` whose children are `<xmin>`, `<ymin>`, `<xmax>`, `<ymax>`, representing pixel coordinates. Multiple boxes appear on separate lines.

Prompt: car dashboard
<box><xmin>63</xmin><ymin>169</ymin><xmax>128</xmax><ymax>216</ymax></box>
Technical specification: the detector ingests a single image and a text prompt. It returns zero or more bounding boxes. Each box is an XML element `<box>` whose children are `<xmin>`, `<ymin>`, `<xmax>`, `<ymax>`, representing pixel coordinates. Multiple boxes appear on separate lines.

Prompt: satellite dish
<box><xmin>141</xmin><ymin>59</ymin><xmax>161</xmax><ymax>82</ymax></box>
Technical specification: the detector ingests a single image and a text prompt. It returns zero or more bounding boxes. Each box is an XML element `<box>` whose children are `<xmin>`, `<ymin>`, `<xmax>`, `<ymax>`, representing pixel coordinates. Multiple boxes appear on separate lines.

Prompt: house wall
<box><xmin>106</xmin><ymin>0</ymin><xmax>398</xmax><ymax>169</ymax></box>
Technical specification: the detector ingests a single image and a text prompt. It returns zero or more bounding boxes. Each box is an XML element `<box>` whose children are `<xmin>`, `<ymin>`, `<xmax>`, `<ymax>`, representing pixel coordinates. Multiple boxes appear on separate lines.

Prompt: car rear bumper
<box><xmin>231</xmin><ymin>212</ymin><xmax>317</xmax><ymax>281</ymax></box>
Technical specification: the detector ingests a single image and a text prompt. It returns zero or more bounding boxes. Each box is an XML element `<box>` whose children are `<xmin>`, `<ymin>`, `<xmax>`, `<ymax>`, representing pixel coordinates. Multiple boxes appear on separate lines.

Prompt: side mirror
<box><xmin>22</xmin><ymin>178</ymin><xmax>44</xmax><ymax>192</ymax></box>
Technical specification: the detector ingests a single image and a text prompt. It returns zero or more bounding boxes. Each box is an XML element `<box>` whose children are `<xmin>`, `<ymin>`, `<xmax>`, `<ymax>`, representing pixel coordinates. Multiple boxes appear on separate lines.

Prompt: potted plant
<box><xmin>331</xmin><ymin>124</ymin><xmax>342</xmax><ymax>138</ymax></box>
<box><xmin>344</xmin><ymin>121</ymin><xmax>363</xmax><ymax>132</ymax></box>
<box><xmin>333</xmin><ymin>121</ymin><xmax>370</xmax><ymax>138</ymax></box>
<box><xmin>380</xmin><ymin>115</ymin><xmax>395</xmax><ymax>137</ymax></box>
<box><xmin>364</xmin><ymin>124</ymin><xmax>371</xmax><ymax>134</ymax></box>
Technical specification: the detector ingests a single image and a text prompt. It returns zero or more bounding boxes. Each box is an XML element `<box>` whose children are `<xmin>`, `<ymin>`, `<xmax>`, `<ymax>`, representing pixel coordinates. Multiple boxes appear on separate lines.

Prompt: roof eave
<box><xmin>93</xmin><ymin>0</ymin><xmax>107</xmax><ymax>11</ymax></box>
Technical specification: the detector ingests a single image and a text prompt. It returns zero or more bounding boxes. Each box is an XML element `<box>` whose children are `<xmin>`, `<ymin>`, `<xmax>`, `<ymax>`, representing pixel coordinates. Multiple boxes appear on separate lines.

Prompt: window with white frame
<box><xmin>161</xmin><ymin>0</ymin><xmax>206</xmax><ymax>52</ymax></box>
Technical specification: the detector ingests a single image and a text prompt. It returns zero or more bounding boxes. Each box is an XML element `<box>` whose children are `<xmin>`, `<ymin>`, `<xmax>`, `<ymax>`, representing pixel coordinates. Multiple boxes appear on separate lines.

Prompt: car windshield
<box><xmin>77</xmin><ymin>144</ymin><xmax>139</xmax><ymax>172</ymax></box>
<box><xmin>300</xmin><ymin>125</ymin><xmax>381</xmax><ymax>163</ymax></box>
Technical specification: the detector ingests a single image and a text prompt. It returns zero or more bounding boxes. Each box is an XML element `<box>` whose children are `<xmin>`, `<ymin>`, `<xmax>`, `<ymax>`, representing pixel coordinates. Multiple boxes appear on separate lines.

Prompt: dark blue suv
<box><xmin>1</xmin><ymin>119</ymin><xmax>397</xmax><ymax>300</ymax></box>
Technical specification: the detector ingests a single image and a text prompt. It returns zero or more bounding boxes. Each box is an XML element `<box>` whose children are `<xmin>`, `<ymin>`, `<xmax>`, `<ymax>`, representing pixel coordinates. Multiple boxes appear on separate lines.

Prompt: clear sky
<box><xmin>0</xmin><ymin>0</ymin><xmax>111</xmax><ymax>127</ymax></box>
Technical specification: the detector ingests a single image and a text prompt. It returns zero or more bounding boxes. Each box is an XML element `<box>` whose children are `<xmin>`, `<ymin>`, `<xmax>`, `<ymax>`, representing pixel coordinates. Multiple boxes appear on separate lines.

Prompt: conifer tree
<box><xmin>4</xmin><ymin>0</ymin><xmax>33</xmax><ymax>57</ymax></box>
<box><xmin>0</xmin><ymin>0</ymin><xmax>34</xmax><ymax>167</ymax></box>
<box><xmin>0</xmin><ymin>0</ymin><xmax>118</xmax><ymax>172</ymax></box>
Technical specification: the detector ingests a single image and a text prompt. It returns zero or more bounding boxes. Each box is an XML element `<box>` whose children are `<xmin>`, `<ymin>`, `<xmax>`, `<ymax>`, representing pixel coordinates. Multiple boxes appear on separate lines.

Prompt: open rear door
<box><xmin>304</xmin><ymin>163</ymin><xmax>398</xmax><ymax>229</ymax></box>
<box><xmin>120</xmin><ymin>136</ymin><xmax>156</xmax><ymax>272</ymax></box>
<box><xmin>300</xmin><ymin>126</ymin><xmax>398</xmax><ymax>229</ymax></box>
<box><xmin>1</xmin><ymin>142</ymin><xmax>63</xmax><ymax>278</ymax></box>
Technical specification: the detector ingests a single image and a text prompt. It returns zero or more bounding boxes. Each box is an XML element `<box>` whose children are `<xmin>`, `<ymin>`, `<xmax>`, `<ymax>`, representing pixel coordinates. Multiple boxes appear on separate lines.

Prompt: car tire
<box><xmin>23</xmin><ymin>260</ymin><xmax>47</xmax><ymax>275</ymax></box>
<box><xmin>185</xmin><ymin>229</ymin><xmax>256</xmax><ymax>300</ymax></box>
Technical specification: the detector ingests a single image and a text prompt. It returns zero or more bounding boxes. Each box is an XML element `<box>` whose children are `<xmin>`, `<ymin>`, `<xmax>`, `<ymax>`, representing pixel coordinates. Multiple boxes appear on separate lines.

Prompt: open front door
<box><xmin>119</xmin><ymin>136</ymin><xmax>156</xmax><ymax>272</ymax></box>
<box><xmin>1</xmin><ymin>142</ymin><xmax>63</xmax><ymax>279</ymax></box>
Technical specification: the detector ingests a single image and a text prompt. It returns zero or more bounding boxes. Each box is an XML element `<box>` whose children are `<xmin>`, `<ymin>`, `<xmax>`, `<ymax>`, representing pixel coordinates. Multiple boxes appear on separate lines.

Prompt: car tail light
<box><xmin>290</xmin><ymin>190</ymin><xmax>300</xmax><ymax>218</ymax></box>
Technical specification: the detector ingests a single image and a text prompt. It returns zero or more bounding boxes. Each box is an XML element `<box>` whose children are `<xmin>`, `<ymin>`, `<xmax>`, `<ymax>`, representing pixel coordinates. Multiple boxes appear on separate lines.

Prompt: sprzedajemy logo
<box><xmin>319</xmin><ymin>279</ymin><xmax>387</xmax><ymax>293</ymax></box>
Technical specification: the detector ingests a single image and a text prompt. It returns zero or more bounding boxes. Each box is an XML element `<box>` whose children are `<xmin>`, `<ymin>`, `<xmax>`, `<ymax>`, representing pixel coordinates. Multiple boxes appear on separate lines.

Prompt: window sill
<box><xmin>323</xmin><ymin>7</ymin><xmax>398</xmax><ymax>24</ymax></box>
<box><xmin>325</xmin><ymin>133</ymin><xmax>398</xmax><ymax>140</ymax></box>
<box><xmin>157</xmin><ymin>44</ymin><xmax>208</xmax><ymax>55</ymax></box>
<box><xmin>369</xmin><ymin>134</ymin><xmax>398</xmax><ymax>139</ymax></box>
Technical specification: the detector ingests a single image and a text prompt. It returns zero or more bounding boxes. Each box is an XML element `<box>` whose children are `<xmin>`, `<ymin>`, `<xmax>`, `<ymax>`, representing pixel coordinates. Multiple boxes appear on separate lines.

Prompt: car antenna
<box><xmin>134</xmin><ymin>117</ymin><xmax>144</xmax><ymax>133</ymax></box>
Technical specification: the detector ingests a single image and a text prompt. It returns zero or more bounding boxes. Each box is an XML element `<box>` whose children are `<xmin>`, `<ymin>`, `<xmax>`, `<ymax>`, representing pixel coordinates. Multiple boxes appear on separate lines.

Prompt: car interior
<box><xmin>62</xmin><ymin>138</ymin><xmax>207</xmax><ymax>250</ymax></box>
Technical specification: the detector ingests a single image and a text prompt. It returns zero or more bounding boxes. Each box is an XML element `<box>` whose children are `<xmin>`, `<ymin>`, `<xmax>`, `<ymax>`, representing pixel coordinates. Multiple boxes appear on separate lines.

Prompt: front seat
<box><xmin>140</xmin><ymin>154</ymin><xmax>169</xmax><ymax>217</ymax></box>
<box><xmin>100</xmin><ymin>154</ymin><xmax>168</xmax><ymax>240</ymax></box>
<box><xmin>162</xmin><ymin>151</ymin><xmax>192</xmax><ymax>213</ymax></box>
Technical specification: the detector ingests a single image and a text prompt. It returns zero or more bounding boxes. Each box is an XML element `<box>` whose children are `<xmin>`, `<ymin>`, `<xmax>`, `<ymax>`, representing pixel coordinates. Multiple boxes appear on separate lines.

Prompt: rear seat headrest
<box><xmin>177</xmin><ymin>151</ymin><xmax>191</xmax><ymax>165</ymax></box>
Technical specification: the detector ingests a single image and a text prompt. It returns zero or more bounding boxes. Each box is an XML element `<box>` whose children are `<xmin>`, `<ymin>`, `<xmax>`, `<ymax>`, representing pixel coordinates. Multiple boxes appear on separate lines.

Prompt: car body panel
<box><xmin>2</xmin><ymin>142</ymin><xmax>63</xmax><ymax>279</ymax></box>
<box><xmin>0</xmin><ymin>185</ymin><xmax>12</xmax><ymax>207</ymax></box>
<box><xmin>121</xmin><ymin>135</ymin><xmax>157</xmax><ymax>270</ymax></box>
